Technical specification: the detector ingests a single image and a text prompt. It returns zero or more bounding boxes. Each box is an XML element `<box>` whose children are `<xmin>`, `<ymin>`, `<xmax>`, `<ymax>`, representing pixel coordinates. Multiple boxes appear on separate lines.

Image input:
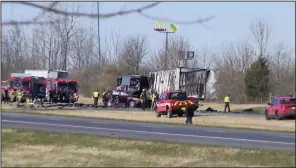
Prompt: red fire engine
<box><xmin>67</xmin><ymin>79</ymin><xmax>79</xmax><ymax>102</ymax></box>
<box><xmin>3</xmin><ymin>73</ymin><xmax>46</xmax><ymax>99</ymax></box>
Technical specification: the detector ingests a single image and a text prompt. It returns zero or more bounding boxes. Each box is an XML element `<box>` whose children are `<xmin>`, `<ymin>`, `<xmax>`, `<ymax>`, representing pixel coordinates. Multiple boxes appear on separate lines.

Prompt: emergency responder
<box><xmin>52</xmin><ymin>88</ymin><xmax>57</xmax><ymax>103</ymax></box>
<box><xmin>17</xmin><ymin>89</ymin><xmax>24</xmax><ymax>103</ymax></box>
<box><xmin>151</xmin><ymin>90</ymin><xmax>157</xmax><ymax>110</ymax></box>
<box><xmin>224</xmin><ymin>94</ymin><xmax>231</xmax><ymax>112</ymax></box>
<box><xmin>102</xmin><ymin>89</ymin><xmax>107</xmax><ymax>108</ymax></box>
<box><xmin>62</xmin><ymin>88</ymin><xmax>68</xmax><ymax>103</ymax></box>
<box><xmin>3</xmin><ymin>88</ymin><xmax>9</xmax><ymax>103</ymax></box>
<box><xmin>49</xmin><ymin>89</ymin><xmax>54</xmax><ymax>103</ymax></box>
<box><xmin>10</xmin><ymin>89</ymin><xmax>17</xmax><ymax>102</ymax></box>
<box><xmin>93</xmin><ymin>89</ymin><xmax>99</xmax><ymax>108</ymax></box>
<box><xmin>56</xmin><ymin>88</ymin><xmax>62</xmax><ymax>103</ymax></box>
<box><xmin>68</xmin><ymin>89</ymin><xmax>74</xmax><ymax>103</ymax></box>
<box><xmin>140</xmin><ymin>89</ymin><xmax>147</xmax><ymax>110</ymax></box>
<box><xmin>185</xmin><ymin>109</ymin><xmax>194</xmax><ymax>124</ymax></box>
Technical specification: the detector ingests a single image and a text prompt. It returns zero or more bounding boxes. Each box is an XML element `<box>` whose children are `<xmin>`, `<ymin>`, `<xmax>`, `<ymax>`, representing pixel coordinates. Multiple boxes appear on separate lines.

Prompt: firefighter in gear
<box><xmin>140</xmin><ymin>89</ymin><xmax>147</xmax><ymax>110</ymax></box>
<box><xmin>17</xmin><ymin>89</ymin><xmax>24</xmax><ymax>103</ymax></box>
<box><xmin>102</xmin><ymin>89</ymin><xmax>107</xmax><ymax>108</ymax></box>
<box><xmin>3</xmin><ymin>88</ymin><xmax>9</xmax><ymax>103</ymax></box>
<box><xmin>56</xmin><ymin>88</ymin><xmax>62</xmax><ymax>103</ymax></box>
<box><xmin>93</xmin><ymin>89</ymin><xmax>99</xmax><ymax>108</ymax></box>
<box><xmin>151</xmin><ymin>90</ymin><xmax>158</xmax><ymax>110</ymax></box>
<box><xmin>224</xmin><ymin>94</ymin><xmax>231</xmax><ymax>112</ymax></box>
<box><xmin>10</xmin><ymin>89</ymin><xmax>17</xmax><ymax>102</ymax></box>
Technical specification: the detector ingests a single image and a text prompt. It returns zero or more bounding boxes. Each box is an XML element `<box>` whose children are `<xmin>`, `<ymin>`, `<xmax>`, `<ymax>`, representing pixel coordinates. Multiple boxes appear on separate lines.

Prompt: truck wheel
<box><xmin>167</xmin><ymin>109</ymin><xmax>173</xmax><ymax>118</ymax></box>
<box><xmin>265</xmin><ymin>110</ymin><xmax>271</xmax><ymax>120</ymax></box>
<box><xmin>129</xmin><ymin>100</ymin><xmax>135</xmax><ymax>108</ymax></box>
<box><xmin>178</xmin><ymin>113</ymin><xmax>183</xmax><ymax>117</ymax></box>
<box><xmin>155</xmin><ymin>111</ymin><xmax>161</xmax><ymax>118</ymax></box>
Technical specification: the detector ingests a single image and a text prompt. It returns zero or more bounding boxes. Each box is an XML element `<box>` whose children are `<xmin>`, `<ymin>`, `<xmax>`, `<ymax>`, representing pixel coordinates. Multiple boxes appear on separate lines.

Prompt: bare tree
<box><xmin>213</xmin><ymin>42</ymin><xmax>255</xmax><ymax>103</ymax></box>
<box><xmin>193</xmin><ymin>45</ymin><xmax>215</xmax><ymax>69</ymax></box>
<box><xmin>118</xmin><ymin>35</ymin><xmax>148</xmax><ymax>74</ymax></box>
<box><xmin>249</xmin><ymin>18</ymin><xmax>272</xmax><ymax>59</ymax></box>
<box><xmin>103</xmin><ymin>29</ymin><xmax>122</xmax><ymax>62</ymax></box>
<box><xmin>269</xmin><ymin>42</ymin><xmax>295</xmax><ymax>96</ymax></box>
<box><xmin>151</xmin><ymin>36</ymin><xmax>192</xmax><ymax>71</ymax></box>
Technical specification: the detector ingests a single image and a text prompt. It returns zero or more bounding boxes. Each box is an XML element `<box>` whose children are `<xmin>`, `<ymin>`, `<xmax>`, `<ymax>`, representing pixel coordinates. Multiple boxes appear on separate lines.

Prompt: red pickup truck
<box><xmin>155</xmin><ymin>90</ymin><xmax>198</xmax><ymax>118</ymax></box>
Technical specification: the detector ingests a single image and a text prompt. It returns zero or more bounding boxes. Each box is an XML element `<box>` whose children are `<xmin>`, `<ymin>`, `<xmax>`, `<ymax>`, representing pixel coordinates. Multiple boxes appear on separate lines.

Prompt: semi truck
<box><xmin>116</xmin><ymin>67</ymin><xmax>214</xmax><ymax>108</ymax></box>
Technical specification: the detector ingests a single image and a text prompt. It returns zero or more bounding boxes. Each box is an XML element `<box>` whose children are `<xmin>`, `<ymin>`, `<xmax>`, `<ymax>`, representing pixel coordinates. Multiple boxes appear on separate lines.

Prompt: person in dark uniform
<box><xmin>102</xmin><ymin>89</ymin><xmax>107</xmax><ymax>108</ymax></box>
<box><xmin>56</xmin><ymin>88</ymin><xmax>62</xmax><ymax>103</ymax></box>
<box><xmin>3</xmin><ymin>88</ymin><xmax>9</xmax><ymax>103</ymax></box>
<box><xmin>140</xmin><ymin>89</ymin><xmax>147</xmax><ymax>110</ymax></box>
<box><xmin>48</xmin><ymin>89</ymin><xmax>53</xmax><ymax>103</ymax></box>
<box><xmin>185</xmin><ymin>109</ymin><xmax>194</xmax><ymax>124</ymax></box>
<box><xmin>62</xmin><ymin>88</ymin><xmax>68</xmax><ymax>103</ymax></box>
<box><xmin>93</xmin><ymin>89</ymin><xmax>99</xmax><ymax>108</ymax></box>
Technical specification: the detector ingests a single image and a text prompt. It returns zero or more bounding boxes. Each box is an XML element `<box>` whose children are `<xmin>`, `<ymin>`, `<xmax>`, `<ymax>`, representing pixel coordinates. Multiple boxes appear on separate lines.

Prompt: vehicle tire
<box><xmin>167</xmin><ymin>109</ymin><xmax>173</xmax><ymax>118</ymax></box>
<box><xmin>155</xmin><ymin>111</ymin><xmax>161</xmax><ymax>118</ymax></box>
<box><xmin>178</xmin><ymin>113</ymin><xmax>183</xmax><ymax>117</ymax></box>
<box><xmin>129</xmin><ymin>100</ymin><xmax>135</xmax><ymax>108</ymax></box>
<box><xmin>275</xmin><ymin>111</ymin><xmax>282</xmax><ymax>120</ymax></box>
<box><xmin>265</xmin><ymin>110</ymin><xmax>271</xmax><ymax>120</ymax></box>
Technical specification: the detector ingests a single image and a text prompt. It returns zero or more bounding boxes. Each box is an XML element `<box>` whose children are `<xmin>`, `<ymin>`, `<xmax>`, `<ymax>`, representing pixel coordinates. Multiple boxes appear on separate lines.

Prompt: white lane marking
<box><xmin>91</xmin><ymin>121</ymin><xmax>105</xmax><ymax>124</ymax></box>
<box><xmin>2</xmin><ymin>119</ymin><xmax>295</xmax><ymax>145</ymax></box>
<box><xmin>48</xmin><ymin>118</ymin><xmax>60</xmax><ymax>121</ymax></box>
<box><xmin>279</xmin><ymin>135</ymin><xmax>295</xmax><ymax>139</ymax></box>
<box><xmin>206</xmin><ymin>130</ymin><xmax>224</xmax><ymax>133</ymax></box>
<box><xmin>5</xmin><ymin>115</ymin><xmax>21</xmax><ymax>118</ymax></box>
<box><xmin>144</xmin><ymin>125</ymin><xmax>160</xmax><ymax>128</ymax></box>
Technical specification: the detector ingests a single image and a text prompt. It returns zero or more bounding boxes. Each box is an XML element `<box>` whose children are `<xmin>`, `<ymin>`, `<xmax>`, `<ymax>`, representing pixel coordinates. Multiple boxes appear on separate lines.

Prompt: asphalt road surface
<box><xmin>1</xmin><ymin>112</ymin><xmax>295</xmax><ymax>151</ymax></box>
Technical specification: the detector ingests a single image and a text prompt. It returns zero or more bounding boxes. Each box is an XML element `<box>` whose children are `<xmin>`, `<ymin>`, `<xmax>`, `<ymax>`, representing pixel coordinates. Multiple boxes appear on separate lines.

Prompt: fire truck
<box><xmin>67</xmin><ymin>79</ymin><xmax>79</xmax><ymax>102</ymax></box>
<box><xmin>3</xmin><ymin>73</ymin><xmax>46</xmax><ymax>100</ymax></box>
<box><xmin>24</xmin><ymin>70</ymin><xmax>79</xmax><ymax>103</ymax></box>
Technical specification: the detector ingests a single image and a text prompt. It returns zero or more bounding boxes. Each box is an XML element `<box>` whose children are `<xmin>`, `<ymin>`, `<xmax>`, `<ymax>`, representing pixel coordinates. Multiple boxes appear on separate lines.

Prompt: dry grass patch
<box><xmin>2</xmin><ymin>128</ymin><xmax>295</xmax><ymax>167</ymax></box>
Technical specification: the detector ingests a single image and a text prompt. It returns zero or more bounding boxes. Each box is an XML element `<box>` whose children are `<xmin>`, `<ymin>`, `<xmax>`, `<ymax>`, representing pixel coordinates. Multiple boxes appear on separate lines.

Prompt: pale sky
<box><xmin>2</xmin><ymin>2</ymin><xmax>295</xmax><ymax>55</ymax></box>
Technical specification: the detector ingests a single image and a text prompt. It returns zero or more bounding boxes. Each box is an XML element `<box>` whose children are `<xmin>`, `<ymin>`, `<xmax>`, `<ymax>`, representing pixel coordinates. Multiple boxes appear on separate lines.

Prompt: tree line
<box><xmin>1</xmin><ymin>4</ymin><xmax>294</xmax><ymax>103</ymax></box>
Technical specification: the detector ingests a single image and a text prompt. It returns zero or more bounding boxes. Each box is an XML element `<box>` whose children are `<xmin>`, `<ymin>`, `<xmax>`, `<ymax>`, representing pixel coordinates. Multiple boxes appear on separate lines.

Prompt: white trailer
<box><xmin>146</xmin><ymin>67</ymin><xmax>214</xmax><ymax>100</ymax></box>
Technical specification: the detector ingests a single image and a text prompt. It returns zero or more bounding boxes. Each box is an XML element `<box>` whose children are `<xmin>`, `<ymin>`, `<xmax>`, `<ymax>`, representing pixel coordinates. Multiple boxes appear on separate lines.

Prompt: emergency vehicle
<box><xmin>155</xmin><ymin>90</ymin><xmax>198</xmax><ymax>118</ymax></box>
<box><xmin>24</xmin><ymin>70</ymin><xmax>79</xmax><ymax>103</ymax></box>
<box><xmin>4</xmin><ymin>73</ymin><xmax>46</xmax><ymax>99</ymax></box>
<box><xmin>67</xmin><ymin>79</ymin><xmax>79</xmax><ymax>103</ymax></box>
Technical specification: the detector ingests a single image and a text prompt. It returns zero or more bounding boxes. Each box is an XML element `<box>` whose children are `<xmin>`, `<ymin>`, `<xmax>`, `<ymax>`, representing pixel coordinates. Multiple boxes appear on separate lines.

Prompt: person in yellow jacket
<box><xmin>151</xmin><ymin>90</ymin><xmax>157</xmax><ymax>110</ymax></box>
<box><xmin>92</xmin><ymin>89</ymin><xmax>100</xmax><ymax>108</ymax></box>
<box><xmin>17</xmin><ymin>89</ymin><xmax>24</xmax><ymax>103</ymax></box>
<box><xmin>224</xmin><ymin>94</ymin><xmax>231</xmax><ymax>112</ymax></box>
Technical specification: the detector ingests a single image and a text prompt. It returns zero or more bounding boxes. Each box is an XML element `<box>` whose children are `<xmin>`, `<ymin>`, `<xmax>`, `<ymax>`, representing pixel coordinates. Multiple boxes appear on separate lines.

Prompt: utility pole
<box><xmin>154</xmin><ymin>21</ymin><xmax>176</xmax><ymax>70</ymax></box>
<box><xmin>97</xmin><ymin>1</ymin><xmax>101</xmax><ymax>68</ymax></box>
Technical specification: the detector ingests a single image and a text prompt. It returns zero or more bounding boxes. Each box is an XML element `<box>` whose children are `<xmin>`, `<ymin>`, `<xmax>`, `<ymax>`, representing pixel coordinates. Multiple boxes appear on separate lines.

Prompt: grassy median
<box><xmin>2</xmin><ymin>128</ymin><xmax>295</xmax><ymax>167</ymax></box>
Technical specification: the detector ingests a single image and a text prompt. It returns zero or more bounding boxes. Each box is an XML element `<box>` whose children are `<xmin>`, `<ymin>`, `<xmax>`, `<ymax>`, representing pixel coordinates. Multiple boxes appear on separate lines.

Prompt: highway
<box><xmin>1</xmin><ymin>112</ymin><xmax>295</xmax><ymax>151</ymax></box>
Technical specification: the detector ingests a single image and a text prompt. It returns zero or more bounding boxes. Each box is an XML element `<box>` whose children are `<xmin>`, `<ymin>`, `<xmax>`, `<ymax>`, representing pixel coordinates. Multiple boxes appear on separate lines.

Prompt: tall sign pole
<box><xmin>154</xmin><ymin>21</ymin><xmax>178</xmax><ymax>70</ymax></box>
<box><xmin>97</xmin><ymin>1</ymin><xmax>101</xmax><ymax>68</ymax></box>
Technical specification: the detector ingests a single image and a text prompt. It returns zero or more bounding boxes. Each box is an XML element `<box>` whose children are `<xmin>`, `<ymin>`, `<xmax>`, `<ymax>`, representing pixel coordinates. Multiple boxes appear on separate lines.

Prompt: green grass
<box><xmin>2</xmin><ymin>128</ymin><xmax>295</xmax><ymax>167</ymax></box>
